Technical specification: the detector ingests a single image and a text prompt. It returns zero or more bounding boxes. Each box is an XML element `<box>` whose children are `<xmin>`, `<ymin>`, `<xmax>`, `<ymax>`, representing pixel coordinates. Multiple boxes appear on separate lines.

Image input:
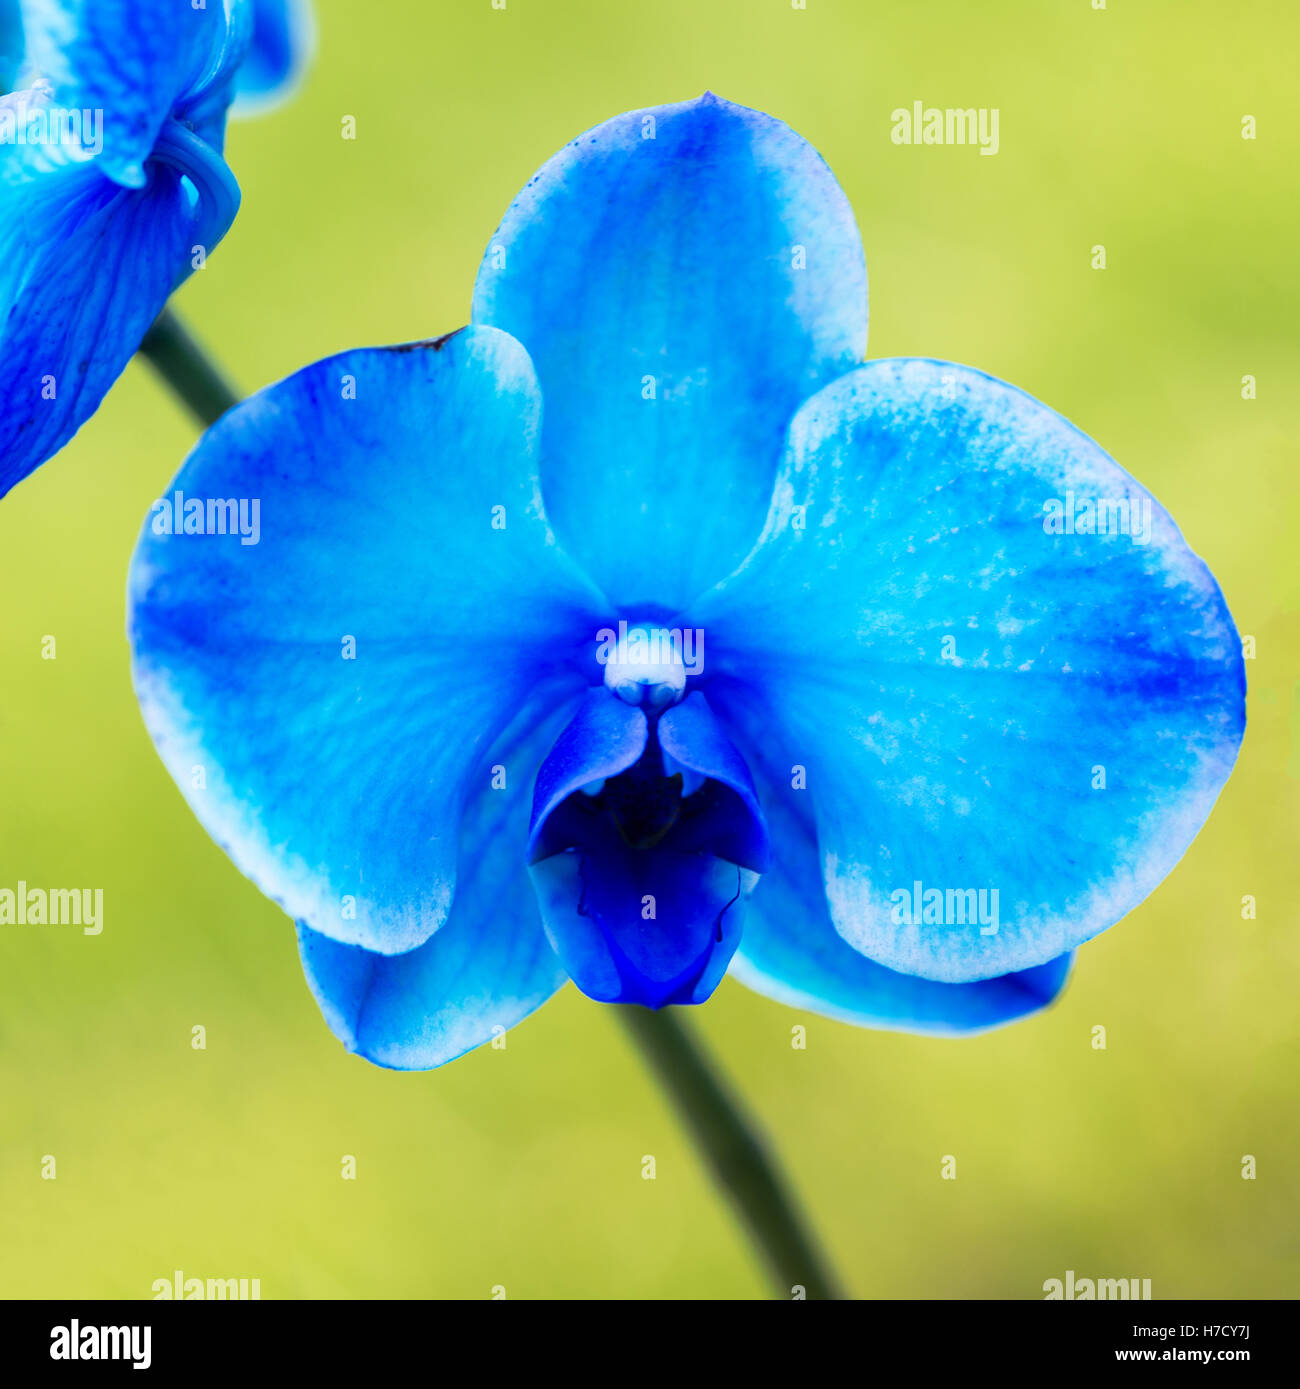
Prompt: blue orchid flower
<box><xmin>0</xmin><ymin>0</ymin><xmax>312</xmax><ymax>498</ymax></box>
<box><xmin>126</xmin><ymin>94</ymin><xmax>1245</xmax><ymax>1069</ymax></box>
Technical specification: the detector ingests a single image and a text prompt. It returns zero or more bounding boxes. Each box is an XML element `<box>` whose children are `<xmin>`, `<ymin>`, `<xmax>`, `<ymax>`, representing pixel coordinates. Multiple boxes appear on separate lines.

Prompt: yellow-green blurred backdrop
<box><xmin>2</xmin><ymin>0</ymin><xmax>1297</xmax><ymax>1299</ymax></box>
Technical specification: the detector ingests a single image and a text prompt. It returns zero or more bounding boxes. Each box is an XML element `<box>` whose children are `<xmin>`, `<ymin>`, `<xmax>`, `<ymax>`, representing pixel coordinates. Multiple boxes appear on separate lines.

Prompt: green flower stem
<box><xmin>138</xmin><ymin>306</ymin><xmax>240</xmax><ymax>427</ymax></box>
<box><xmin>135</xmin><ymin>306</ymin><xmax>843</xmax><ymax>1301</ymax></box>
<box><xmin>617</xmin><ymin>1004</ymin><xmax>844</xmax><ymax>1300</ymax></box>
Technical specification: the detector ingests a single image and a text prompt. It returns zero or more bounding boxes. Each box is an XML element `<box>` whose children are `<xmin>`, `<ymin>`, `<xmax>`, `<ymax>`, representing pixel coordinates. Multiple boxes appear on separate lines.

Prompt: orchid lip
<box><xmin>526</xmin><ymin>688</ymin><xmax>770</xmax><ymax>1007</ymax></box>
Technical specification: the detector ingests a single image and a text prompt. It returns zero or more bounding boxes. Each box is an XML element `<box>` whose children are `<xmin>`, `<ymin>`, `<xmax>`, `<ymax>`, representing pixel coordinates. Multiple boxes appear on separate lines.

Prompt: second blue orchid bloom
<box><xmin>0</xmin><ymin>0</ymin><xmax>312</xmax><ymax>497</ymax></box>
<box><xmin>126</xmin><ymin>94</ymin><xmax>1245</xmax><ymax>1068</ymax></box>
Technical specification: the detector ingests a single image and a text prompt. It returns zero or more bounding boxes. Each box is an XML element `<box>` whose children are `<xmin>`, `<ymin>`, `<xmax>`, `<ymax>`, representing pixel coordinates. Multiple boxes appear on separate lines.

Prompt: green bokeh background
<box><xmin>2</xmin><ymin>0</ymin><xmax>1297</xmax><ymax>1299</ymax></box>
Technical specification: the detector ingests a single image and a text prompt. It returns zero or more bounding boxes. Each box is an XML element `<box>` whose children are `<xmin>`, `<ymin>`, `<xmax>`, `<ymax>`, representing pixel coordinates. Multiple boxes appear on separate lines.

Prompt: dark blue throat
<box><xmin>527</xmin><ymin>688</ymin><xmax>770</xmax><ymax>1008</ymax></box>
